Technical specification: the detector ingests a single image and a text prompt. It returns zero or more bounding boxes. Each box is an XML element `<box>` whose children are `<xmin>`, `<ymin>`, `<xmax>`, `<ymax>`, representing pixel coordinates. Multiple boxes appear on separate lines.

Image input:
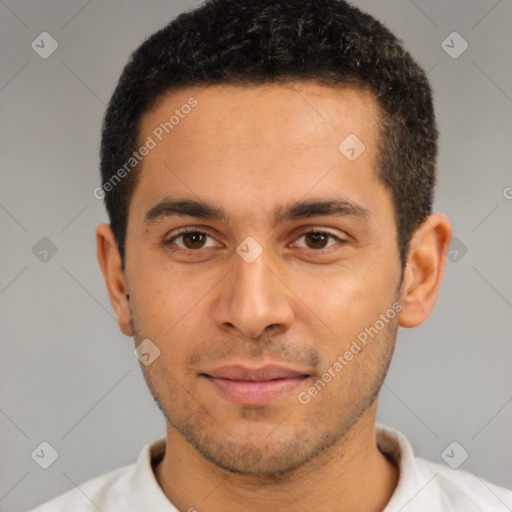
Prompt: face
<box><xmin>123</xmin><ymin>83</ymin><xmax>403</xmax><ymax>474</ymax></box>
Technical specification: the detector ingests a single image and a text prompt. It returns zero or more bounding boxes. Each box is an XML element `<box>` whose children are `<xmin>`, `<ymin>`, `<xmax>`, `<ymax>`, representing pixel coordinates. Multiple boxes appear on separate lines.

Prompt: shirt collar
<box><xmin>132</xmin><ymin>424</ymin><xmax>440</xmax><ymax>511</ymax></box>
<box><xmin>377</xmin><ymin>423</ymin><xmax>440</xmax><ymax>511</ymax></box>
<box><xmin>131</xmin><ymin>436</ymin><xmax>178</xmax><ymax>510</ymax></box>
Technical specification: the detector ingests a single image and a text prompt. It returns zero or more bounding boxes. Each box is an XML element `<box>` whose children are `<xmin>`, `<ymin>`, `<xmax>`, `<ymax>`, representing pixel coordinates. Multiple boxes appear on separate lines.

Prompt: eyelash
<box><xmin>164</xmin><ymin>228</ymin><xmax>345</xmax><ymax>254</ymax></box>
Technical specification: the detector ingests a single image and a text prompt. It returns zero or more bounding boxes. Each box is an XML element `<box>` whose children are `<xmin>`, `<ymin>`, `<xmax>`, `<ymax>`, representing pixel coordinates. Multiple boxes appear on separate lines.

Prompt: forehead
<box><xmin>131</xmin><ymin>82</ymin><xmax>387</xmax><ymax>226</ymax></box>
<box><xmin>141</xmin><ymin>82</ymin><xmax>380</xmax><ymax>149</ymax></box>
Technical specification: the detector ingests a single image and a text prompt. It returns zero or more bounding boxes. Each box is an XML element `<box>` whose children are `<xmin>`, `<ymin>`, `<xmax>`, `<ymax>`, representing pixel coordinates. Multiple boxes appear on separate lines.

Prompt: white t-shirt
<box><xmin>29</xmin><ymin>424</ymin><xmax>512</xmax><ymax>511</ymax></box>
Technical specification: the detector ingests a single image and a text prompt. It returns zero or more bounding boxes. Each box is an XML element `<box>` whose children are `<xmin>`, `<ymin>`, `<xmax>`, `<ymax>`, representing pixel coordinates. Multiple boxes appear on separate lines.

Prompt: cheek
<box><xmin>130</xmin><ymin>267</ymin><xmax>224</xmax><ymax>367</ymax></box>
<box><xmin>291</xmin><ymin>261</ymin><xmax>398</xmax><ymax>333</ymax></box>
<box><xmin>132</xmin><ymin>264</ymin><xmax>202</xmax><ymax>326</ymax></box>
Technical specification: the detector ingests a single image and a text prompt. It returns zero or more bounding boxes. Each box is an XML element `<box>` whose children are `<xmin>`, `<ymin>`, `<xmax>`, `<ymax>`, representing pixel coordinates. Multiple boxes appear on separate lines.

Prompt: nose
<box><xmin>212</xmin><ymin>246</ymin><xmax>294</xmax><ymax>339</ymax></box>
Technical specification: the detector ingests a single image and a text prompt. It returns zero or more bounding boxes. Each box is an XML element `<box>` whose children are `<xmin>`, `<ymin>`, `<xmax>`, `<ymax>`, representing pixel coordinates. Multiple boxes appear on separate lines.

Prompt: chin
<box><xmin>187</xmin><ymin>423</ymin><xmax>339</xmax><ymax>477</ymax></box>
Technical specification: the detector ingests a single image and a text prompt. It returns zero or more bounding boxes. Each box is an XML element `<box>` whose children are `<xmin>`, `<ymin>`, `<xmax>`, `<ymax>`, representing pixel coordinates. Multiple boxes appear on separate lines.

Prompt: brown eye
<box><xmin>167</xmin><ymin>230</ymin><xmax>220</xmax><ymax>251</ymax></box>
<box><xmin>293</xmin><ymin>231</ymin><xmax>342</xmax><ymax>251</ymax></box>
<box><xmin>181</xmin><ymin>232</ymin><xmax>207</xmax><ymax>249</ymax></box>
<box><xmin>304</xmin><ymin>232</ymin><xmax>329</xmax><ymax>249</ymax></box>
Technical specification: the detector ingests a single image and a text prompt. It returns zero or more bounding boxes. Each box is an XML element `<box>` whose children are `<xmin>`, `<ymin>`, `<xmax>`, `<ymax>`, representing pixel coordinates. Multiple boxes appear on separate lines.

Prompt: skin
<box><xmin>96</xmin><ymin>82</ymin><xmax>452</xmax><ymax>511</ymax></box>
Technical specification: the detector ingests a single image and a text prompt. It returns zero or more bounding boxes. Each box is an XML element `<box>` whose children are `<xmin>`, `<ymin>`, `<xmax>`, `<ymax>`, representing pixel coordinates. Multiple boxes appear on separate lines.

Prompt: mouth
<box><xmin>200</xmin><ymin>364</ymin><xmax>310</xmax><ymax>406</ymax></box>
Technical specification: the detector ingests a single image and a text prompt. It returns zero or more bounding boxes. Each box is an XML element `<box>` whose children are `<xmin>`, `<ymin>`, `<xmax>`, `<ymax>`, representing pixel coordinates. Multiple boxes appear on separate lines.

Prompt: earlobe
<box><xmin>398</xmin><ymin>213</ymin><xmax>452</xmax><ymax>328</ymax></box>
<box><xmin>95</xmin><ymin>223</ymin><xmax>133</xmax><ymax>336</ymax></box>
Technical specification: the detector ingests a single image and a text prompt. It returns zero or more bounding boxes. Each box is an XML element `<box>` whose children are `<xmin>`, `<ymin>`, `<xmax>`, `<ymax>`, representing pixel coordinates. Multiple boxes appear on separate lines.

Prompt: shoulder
<box><xmin>376</xmin><ymin>424</ymin><xmax>512</xmax><ymax>511</ymax></box>
<box><xmin>28</xmin><ymin>463</ymin><xmax>135</xmax><ymax>511</ymax></box>
<box><xmin>28</xmin><ymin>437</ymin><xmax>168</xmax><ymax>511</ymax></box>
<box><xmin>415</xmin><ymin>456</ymin><xmax>512</xmax><ymax>511</ymax></box>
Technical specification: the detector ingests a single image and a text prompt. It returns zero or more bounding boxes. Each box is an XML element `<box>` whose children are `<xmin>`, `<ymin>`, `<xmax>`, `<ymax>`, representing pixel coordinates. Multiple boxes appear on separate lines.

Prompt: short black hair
<box><xmin>100</xmin><ymin>0</ymin><xmax>437</xmax><ymax>268</ymax></box>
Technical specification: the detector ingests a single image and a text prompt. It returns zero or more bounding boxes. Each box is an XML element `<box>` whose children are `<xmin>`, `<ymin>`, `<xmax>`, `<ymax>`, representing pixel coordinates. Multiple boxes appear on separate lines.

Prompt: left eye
<box><xmin>167</xmin><ymin>231</ymin><xmax>220</xmax><ymax>250</ymax></box>
<box><xmin>292</xmin><ymin>231</ymin><xmax>341</xmax><ymax>250</ymax></box>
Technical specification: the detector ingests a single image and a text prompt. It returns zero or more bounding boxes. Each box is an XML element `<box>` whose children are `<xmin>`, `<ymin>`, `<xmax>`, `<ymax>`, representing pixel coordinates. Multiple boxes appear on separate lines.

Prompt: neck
<box><xmin>154</xmin><ymin>402</ymin><xmax>399</xmax><ymax>512</ymax></box>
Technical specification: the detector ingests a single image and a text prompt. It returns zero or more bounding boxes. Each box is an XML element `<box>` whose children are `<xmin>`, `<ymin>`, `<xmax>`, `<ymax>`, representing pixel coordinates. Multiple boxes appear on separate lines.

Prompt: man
<box><xmin>31</xmin><ymin>0</ymin><xmax>512</xmax><ymax>510</ymax></box>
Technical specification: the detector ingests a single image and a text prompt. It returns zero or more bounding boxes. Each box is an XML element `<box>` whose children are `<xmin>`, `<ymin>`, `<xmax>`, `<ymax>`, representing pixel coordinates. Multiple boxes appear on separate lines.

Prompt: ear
<box><xmin>95</xmin><ymin>223</ymin><xmax>133</xmax><ymax>336</ymax></box>
<box><xmin>398</xmin><ymin>213</ymin><xmax>452</xmax><ymax>328</ymax></box>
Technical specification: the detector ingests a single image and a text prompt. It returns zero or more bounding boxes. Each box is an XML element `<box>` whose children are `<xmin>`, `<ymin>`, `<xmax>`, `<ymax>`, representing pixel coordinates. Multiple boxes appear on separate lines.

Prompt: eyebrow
<box><xmin>144</xmin><ymin>197</ymin><xmax>371</xmax><ymax>227</ymax></box>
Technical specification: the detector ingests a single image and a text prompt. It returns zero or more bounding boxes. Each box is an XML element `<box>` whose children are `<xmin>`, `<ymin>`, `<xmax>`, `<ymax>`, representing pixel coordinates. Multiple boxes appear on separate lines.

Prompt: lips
<box><xmin>200</xmin><ymin>364</ymin><xmax>310</xmax><ymax>406</ymax></box>
<box><xmin>204</xmin><ymin>364</ymin><xmax>308</xmax><ymax>381</ymax></box>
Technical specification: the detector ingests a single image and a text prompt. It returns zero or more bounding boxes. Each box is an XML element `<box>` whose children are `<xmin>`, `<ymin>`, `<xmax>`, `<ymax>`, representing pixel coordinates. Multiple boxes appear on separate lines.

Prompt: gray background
<box><xmin>1</xmin><ymin>1</ymin><xmax>511</xmax><ymax>510</ymax></box>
